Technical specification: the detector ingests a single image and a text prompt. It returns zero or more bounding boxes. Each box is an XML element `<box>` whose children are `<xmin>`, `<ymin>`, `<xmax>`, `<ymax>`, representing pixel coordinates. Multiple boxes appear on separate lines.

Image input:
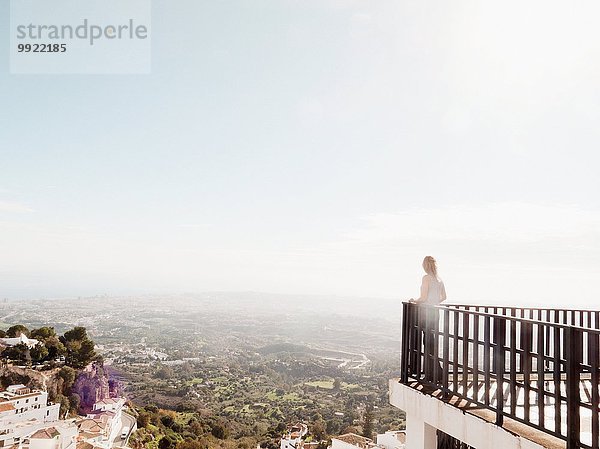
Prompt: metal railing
<box><xmin>400</xmin><ymin>302</ymin><xmax>600</xmax><ymax>449</ymax></box>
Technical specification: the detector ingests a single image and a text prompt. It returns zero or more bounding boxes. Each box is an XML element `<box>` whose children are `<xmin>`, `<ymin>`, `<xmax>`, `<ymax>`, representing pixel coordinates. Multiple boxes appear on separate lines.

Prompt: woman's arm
<box><xmin>410</xmin><ymin>275</ymin><xmax>430</xmax><ymax>303</ymax></box>
<box><xmin>440</xmin><ymin>281</ymin><xmax>447</xmax><ymax>302</ymax></box>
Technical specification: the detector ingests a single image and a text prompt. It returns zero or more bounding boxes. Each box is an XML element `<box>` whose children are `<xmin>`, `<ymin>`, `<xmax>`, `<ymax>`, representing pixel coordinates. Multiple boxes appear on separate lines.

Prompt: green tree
<box><xmin>161</xmin><ymin>415</ymin><xmax>175</xmax><ymax>428</ymax></box>
<box><xmin>30</xmin><ymin>327</ymin><xmax>57</xmax><ymax>340</ymax></box>
<box><xmin>333</xmin><ymin>378</ymin><xmax>341</xmax><ymax>392</ymax></box>
<box><xmin>188</xmin><ymin>419</ymin><xmax>204</xmax><ymax>436</ymax></box>
<box><xmin>69</xmin><ymin>393</ymin><xmax>81</xmax><ymax>414</ymax></box>
<box><xmin>158</xmin><ymin>435</ymin><xmax>177</xmax><ymax>449</ymax></box>
<box><xmin>2</xmin><ymin>343</ymin><xmax>31</xmax><ymax>364</ymax></box>
<box><xmin>210</xmin><ymin>421</ymin><xmax>229</xmax><ymax>440</ymax></box>
<box><xmin>54</xmin><ymin>394</ymin><xmax>71</xmax><ymax>418</ymax></box>
<box><xmin>30</xmin><ymin>344</ymin><xmax>49</xmax><ymax>362</ymax></box>
<box><xmin>311</xmin><ymin>420</ymin><xmax>327</xmax><ymax>441</ymax></box>
<box><xmin>362</xmin><ymin>405</ymin><xmax>374</xmax><ymax>440</ymax></box>
<box><xmin>155</xmin><ymin>365</ymin><xmax>175</xmax><ymax>380</ymax></box>
<box><xmin>45</xmin><ymin>336</ymin><xmax>66</xmax><ymax>360</ymax></box>
<box><xmin>63</xmin><ymin>327</ymin><xmax>87</xmax><ymax>341</ymax></box>
<box><xmin>137</xmin><ymin>411</ymin><xmax>151</xmax><ymax>428</ymax></box>
<box><xmin>6</xmin><ymin>325</ymin><xmax>29</xmax><ymax>338</ymax></box>
<box><xmin>58</xmin><ymin>366</ymin><xmax>77</xmax><ymax>393</ymax></box>
<box><xmin>62</xmin><ymin>327</ymin><xmax>96</xmax><ymax>368</ymax></box>
<box><xmin>326</xmin><ymin>419</ymin><xmax>341</xmax><ymax>435</ymax></box>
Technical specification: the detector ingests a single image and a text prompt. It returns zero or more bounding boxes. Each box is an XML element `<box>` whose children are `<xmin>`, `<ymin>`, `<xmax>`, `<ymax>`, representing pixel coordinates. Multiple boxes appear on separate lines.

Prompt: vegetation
<box><xmin>121</xmin><ymin>355</ymin><xmax>404</xmax><ymax>448</ymax></box>
<box><xmin>0</xmin><ymin>295</ymin><xmax>406</xmax><ymax>448</ymax></box>
<box><xmin>362</xmin><ymin>404</ymin><xmax>374</xmax><ymax>440</ymax></box>
<box><xmin>62</xmin><ymin>326</ymin><xmax>97</xmax><ymax>368</ymax></box>
<box><xmin>131</xmin><ymin>406</ymin><xmax>284</xmax><ymax>449</ymax></box>
<box><xmin>0</xmin><ymin>325</ymin><xmax>96</xmax><ymax>368</ymax></box>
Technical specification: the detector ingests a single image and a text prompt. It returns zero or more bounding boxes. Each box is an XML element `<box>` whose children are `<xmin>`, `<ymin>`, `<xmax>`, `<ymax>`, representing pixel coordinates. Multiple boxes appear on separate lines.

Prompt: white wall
<box><xmin>280</xmin><ymin>437</ymin><xmax>302</xmax><ymax>449</ymax></box>
<box><xmin>389</xmin><ymin>379</ymin><xmax>546</xmax><ymax>449</ymax></box>
<box><xmin>376</xmin><ymin>432</ymin><xmax>405</xmax><ymax>449</ymax></box>
<box><xmin>0</xmin><ymin>392</ymin><xmax>60</xmax><ymax>426</ymax></box>
<box><xmin>30</xmin><ymin>436</ymin><xmax>59</xmax><ymax>449</ymax></box>
<box><xmin>0</xmin><ymin>420</ymin><xmax>76</xmax><ymax>449</ymax></box>
<box><xmin>331</xmin><ymin>438</ymin><xmax>365</xmax><ymax>449</ymax></box>
<box><xmin>107</xmin><ymin>413</ymin><xmax>123</xmax><ymax>443</ymax></box>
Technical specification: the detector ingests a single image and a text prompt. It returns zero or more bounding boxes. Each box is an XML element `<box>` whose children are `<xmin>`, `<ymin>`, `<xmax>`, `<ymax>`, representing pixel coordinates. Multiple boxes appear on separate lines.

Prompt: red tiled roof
<box><xmin>76</xmin><ymin>442</ymin><xmax>94</xmax><ymax>449</ymax></box>
<box><xmin>0</xmin><ymin>403</ymin><xmax>15</xmax><ymax>412</ymax></box>
<box><xmin>78</xmin><ymin>419</ymin><xmax>106</xmax><ymax>432</ymax></box>
<box><xmin>31</xmin><ymin>427</ymin><xmax>59</xmax><ymax>439</ymax></box>
<box><xmin>335</xmin><ymin>433</ymin><xmax>372</xmax><ymax>448</ymax></box>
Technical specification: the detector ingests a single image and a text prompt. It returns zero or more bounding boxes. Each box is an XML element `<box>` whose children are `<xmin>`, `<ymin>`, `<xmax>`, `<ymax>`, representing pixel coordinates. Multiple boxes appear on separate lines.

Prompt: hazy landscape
<box><xmin>0</xmin><ymin>293</ymin><xmax>406</xmax><ymax>448</ymax></box>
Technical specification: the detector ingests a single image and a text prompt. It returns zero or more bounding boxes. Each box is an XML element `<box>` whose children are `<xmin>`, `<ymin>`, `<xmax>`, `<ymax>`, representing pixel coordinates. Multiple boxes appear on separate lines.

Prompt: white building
<box><xmin>0</xmin><ymin>335</ymin><xmax>40</xmax><ymax>349</ymax></box>
<box><xmin>28</xmin><ymin>423</ymin><xmax>78</xmax><ymax>449</ymax></box>
<box><xmin>375</xmin><ymin>431</ymin><xmax>405</xmax><ymax>449</ymax></box>
<box><xmin>280</xmin><ymin>423</ymin><xmax>308</xmax><ymax>449</ymax></box>
<box><xmin>75</xmin><ymin>397</ymin><xmax>134</xmax><ymax>449</ymax></box>
<box><xmin>0</xmin><ymin>384</ymin><xmax>131</xmax><ymax>449</ymax></box>
<box><xmin>90</xmin><ymin>399</ymin><xmax>125</xmax><ymax>415</ymax></box>
<box><xmin>330</xmin><ymin>433</ymin><xmax>384</xmax><ymax>449</ymax></box>
<box><xmin>0</xmin><ymin>385</ymin><xmax>62</xmax><ymax>448</ymax></box>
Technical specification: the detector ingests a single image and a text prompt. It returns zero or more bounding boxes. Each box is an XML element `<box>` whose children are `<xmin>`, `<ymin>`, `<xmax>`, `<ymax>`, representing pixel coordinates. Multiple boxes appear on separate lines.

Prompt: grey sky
<box><xmin>1</xmin><ymin>1</ymin><xmax>599</xmax><ymax>306</ymax></box>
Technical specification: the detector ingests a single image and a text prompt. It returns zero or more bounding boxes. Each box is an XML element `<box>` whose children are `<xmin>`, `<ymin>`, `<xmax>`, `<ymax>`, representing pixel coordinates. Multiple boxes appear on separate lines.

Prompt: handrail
<box><xmin>443</xmin><ymin>304</ymin><xmax>600</xmax><ymax>331</ymax></box>
<box><xmin>445</xmin><ymin>304</ymin><xmax>600</xmax><ymax>313</ymax></box>
<box><xmin>406</xmin><ymin>302</ymin><xmax>600</xmax><ymax>334</ymax></box>
<box><xmin>400</xmin><ymin>302</ymin><xmax>600</xmax><ymax>449</ymax></box>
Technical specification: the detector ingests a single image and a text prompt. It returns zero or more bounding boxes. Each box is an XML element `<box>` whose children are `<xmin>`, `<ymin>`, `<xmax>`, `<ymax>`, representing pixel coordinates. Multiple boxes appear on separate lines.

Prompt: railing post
<box><xmin>589</xmin><ymin>332</ymin><xmax>599</xmax><ymax>449</ymax></box>
<box><xmin>521</xmin><ymin>321</ymin><xmax>533</xmax><ymax>421</ymax></box>
<box><xmin>442</xmin><ymin>307</ymin><xmax>450</xmax><ymax>393</ymax></box>
<box><xmin>415</xmin><ymin>305</ymin><xmax>422</xmax><ymax>379</ymax></box>
<box><xmin>566</xmin><ymin>327</ymin><xmax>582</xmax><ymax>449</ymax></box>
<box><xmin>494</xmin><ymin>316</ymin><xmax>506</xmax><ymax>426</ymax></box>
<box><xmin>432</xmin><ymin>306</ymin><xmax>441</xmax><ymax>386</ymax></box>
<box><xmin>401</xmin><ymin>302</ymin><xmax>410</xmax><ymax>383</ymax></box>
<box><xmin>422</xmin><ymin>305</ymin><xmax>430</xmax><ymax>383</ymax></box>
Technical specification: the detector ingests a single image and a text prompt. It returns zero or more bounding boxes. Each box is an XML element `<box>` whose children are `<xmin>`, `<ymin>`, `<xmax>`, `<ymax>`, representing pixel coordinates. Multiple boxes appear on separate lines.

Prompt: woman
<box><xmin>410</xmin><ymin>256</ymin><xmax>446</xmax><ymax>305</ymax></box>
<box><xmin>410</xmin><ymin>256</ymin><xmax>446</xmax><ymax>384</ymax></box>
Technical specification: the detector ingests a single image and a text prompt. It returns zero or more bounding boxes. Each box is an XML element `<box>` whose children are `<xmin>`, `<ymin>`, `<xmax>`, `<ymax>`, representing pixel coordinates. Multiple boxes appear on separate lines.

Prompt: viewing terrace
<box><xmin>391</xmin><ymin>303</ymin><xmax>600</xmax><ymax>449</ymax></box>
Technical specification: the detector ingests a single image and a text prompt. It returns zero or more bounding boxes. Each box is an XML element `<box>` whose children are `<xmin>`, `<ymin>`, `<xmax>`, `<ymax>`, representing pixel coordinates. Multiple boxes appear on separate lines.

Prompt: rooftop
<box><xmin>77</xmin><ymin>418</ymin><xmax>107</xmax><ymax>433</ymax></box>
<box><xmin>0</xmin><ymin>403</ymin><xmax>16</xmax><ymax>412</ymax></box>
<box><xmin>30</xmin><ymin>427</ymin><xmax>60</xmax><ymax>440</ymax></box>
<box><xmin>0</xmin><ymin>385</ymin><xmax>45</xmax><ymax>402</ymax></box>
<box><xmin>378</xmin><ymin>431</ymin><xmax>406</xmax><ymax>444</ymax></box>
<box><xmin>0</xmin><ymin>335</ymin><xmax>40</xmax><ymax>350</ymax></box>
<box><xmin>334</xmin><ymin>433</ymin><xmax>374</xmax><ymax>448</ymax></box>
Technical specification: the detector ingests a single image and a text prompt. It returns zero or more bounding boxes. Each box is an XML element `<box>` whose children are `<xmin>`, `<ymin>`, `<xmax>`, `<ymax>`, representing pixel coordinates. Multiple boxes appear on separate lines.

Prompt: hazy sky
<box><xmin>1</xmin><ymin>1</ymin><xmax>599</xmax><ymax>307</ymax></box>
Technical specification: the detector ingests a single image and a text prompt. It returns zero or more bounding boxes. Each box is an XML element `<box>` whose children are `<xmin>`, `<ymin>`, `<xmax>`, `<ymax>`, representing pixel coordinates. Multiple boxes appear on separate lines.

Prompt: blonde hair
<box><xmin>422</xmin><ymin>256</ymin><xmax>438</xmax><ymax>278</ymax></box>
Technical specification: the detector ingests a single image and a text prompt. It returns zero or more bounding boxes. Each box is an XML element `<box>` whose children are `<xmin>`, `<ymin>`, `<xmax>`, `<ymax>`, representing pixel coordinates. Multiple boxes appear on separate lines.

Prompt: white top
<box><xmin>425</xmin><ymin>275</ymin><xmax>445</xmax><ymax>304</ymax></box>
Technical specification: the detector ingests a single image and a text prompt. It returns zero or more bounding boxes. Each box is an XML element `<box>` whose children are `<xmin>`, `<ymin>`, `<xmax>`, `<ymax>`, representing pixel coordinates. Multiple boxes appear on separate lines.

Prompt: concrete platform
<box><xmin>389</xmin><ymin>379</ymin><xmax>567</xmax><ymax>449</ymax></box>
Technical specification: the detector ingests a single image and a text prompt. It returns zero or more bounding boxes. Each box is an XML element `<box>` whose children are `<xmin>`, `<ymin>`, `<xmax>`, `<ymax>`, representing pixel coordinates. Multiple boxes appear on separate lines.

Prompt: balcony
<box><xmin>392</xmin><ymin>303</ymin><xmax>600</xmax><ymax>449</ymax></box>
